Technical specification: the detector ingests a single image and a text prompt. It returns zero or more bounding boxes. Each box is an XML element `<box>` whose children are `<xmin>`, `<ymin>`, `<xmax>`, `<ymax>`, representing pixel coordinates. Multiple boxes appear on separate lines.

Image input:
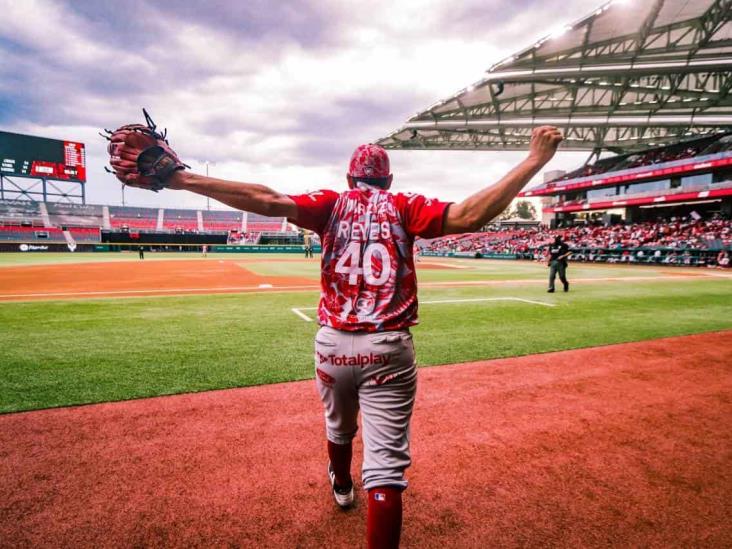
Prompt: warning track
<box><xmin>1</xmin><ymin>331</ymin><xmax>730</xmax><ymax>547</ymax></box>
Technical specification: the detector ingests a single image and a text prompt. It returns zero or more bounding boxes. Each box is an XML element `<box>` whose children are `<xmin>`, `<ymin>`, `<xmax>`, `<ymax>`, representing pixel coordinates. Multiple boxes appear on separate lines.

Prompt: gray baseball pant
<box><xmin>314</xmin><ymin>325</ymin><xmax>417</xmax><ymax>491</ymax></box>
<box><xmin>548</xmin><ymin>260</ymin><xmax>568</xmax><ymax>290</ymax></box>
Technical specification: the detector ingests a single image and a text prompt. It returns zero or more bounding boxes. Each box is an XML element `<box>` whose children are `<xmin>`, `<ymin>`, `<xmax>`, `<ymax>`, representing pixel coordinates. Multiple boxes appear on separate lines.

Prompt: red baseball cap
<box><xmin>348</xmin><ymin>144</ymin><xmax>391</xmax><ymax>178</ymax></box>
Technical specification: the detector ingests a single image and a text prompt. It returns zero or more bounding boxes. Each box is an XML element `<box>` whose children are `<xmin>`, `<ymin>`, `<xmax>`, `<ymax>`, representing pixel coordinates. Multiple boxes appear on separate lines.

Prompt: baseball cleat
<box><xmin>547</xmin><ymin>288</ymin><xmax>555</xmax><ymax>293</ymax></box>
<box><xmin>563</xmin><ymin>281</ymin><xmax>570</xmax><ymax>292</ymax></box>
<box><xmin>328</xmin><ymin>462</ymin><xmax>354</xmax><ymax>508</ymax></box>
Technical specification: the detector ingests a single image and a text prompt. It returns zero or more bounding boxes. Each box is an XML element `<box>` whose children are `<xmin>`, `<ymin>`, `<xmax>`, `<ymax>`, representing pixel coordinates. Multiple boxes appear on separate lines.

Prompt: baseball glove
<box><xmin>102</xmin><ymin>109</ymin><xmax>188</xmax><ymax>191</ymax></box>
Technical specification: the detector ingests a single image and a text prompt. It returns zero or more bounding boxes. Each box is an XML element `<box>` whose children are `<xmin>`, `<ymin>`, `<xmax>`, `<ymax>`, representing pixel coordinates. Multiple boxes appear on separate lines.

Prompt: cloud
<box><xmin>0</xmin><ymin>0</ymin><xmax>600</xmax><ymax>209</ymax></box>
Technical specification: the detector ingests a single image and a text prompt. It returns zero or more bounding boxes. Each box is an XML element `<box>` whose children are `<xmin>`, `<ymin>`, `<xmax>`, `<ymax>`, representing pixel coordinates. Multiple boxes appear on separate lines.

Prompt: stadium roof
<box><xmin>378</xmin><ymin>0</ymin><xmax>732</xmax><ymax>153</ymax></box>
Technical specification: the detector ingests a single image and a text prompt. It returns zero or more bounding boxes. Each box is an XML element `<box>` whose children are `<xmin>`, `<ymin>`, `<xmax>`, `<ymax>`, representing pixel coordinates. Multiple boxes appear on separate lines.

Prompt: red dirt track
<box><xmin>0</xmin><ymin>259</ymin><xmax>720</xmax><ymax>302</ymax></box>
<box><xmin>1</xmin><ymin>332</ymin><xmax>730</xmax><ymax>548</ymax></box>
<box><xmin>0</xmin><ymin>260</ymin><xmax>315</xmax><ymax>301</ymax></box>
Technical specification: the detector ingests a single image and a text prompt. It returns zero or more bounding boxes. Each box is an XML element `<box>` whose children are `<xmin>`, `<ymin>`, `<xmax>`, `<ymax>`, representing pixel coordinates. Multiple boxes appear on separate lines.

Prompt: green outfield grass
<box><xmin>0</xmin><ymin>254</ymin><xmax>730</xmax><ymax>413</ymax></box>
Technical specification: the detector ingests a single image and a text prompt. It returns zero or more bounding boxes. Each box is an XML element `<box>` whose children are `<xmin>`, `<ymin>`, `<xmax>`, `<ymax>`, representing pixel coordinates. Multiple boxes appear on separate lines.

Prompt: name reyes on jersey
<box><xmin>336</xmin><ymin>220</ymin><xmax>392</xmax><ymax>241</ymax></box>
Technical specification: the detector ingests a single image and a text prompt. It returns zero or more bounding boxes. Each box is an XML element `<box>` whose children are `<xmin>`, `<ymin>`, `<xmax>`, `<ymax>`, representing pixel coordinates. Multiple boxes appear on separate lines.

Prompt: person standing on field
<box><xmin>303</xmin><ymin>230</ymin><xmax>313</xmax><ymax>258</ymax></box>
<box><xmin>547</xmin><ymin>235</ymin><xmax>570</xmax><ymax>292</ymax></box>
<box><xmin>106</xmin><ymin>114</ymin><xmax>563</xmax><ymax>548</ymax></box>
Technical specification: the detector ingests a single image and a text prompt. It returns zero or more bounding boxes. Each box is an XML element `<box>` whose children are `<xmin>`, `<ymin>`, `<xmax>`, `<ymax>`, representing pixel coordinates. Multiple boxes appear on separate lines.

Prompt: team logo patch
<box><xmin>316</xmin><ymin>368</ymin><xmax>335</xmax><ymax>386</ymax></box>
<box><xmin>371</xmin><ymin>372</ymin><xmax>399</xmax><ymax>386</ymax></box>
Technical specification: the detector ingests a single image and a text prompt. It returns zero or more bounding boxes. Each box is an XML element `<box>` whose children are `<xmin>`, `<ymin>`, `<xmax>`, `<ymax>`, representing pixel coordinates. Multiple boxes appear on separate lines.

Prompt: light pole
<box><xmin>202</xmin><ymin>160</ymin><xmax>217</xmax><ymax>210</ymax></box>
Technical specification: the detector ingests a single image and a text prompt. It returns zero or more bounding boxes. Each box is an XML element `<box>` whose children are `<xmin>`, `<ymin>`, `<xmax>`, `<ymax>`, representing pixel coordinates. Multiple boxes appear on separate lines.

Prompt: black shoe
<box><xmin>547</xmin><ymin>288</ymin><xmax>555</xmax><ymax>293</ymax></box>
<box><xmin>563</xmin><ymin>282</ymin><xmax>569</xmax><ymax>292</ymax></box>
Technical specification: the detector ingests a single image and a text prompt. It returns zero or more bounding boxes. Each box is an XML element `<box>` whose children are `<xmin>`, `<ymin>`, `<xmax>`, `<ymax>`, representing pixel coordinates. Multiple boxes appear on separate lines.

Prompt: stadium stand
<box><xmin>0</xmin><ymin>225</ymin><xmax>66</xmax><ymax>242</ymax></box>
<box><xmin>108</xmin><ymin>206</ymin><xmax>159</xmax><ymax>229</ymax></box>
<box><xmin>0</xmin><ymin>201</ymin><xmax>44</xmax><ymax>226</ymax></box>
<box><xmin>202</xmin><ymin>210</ymin><xmax>243</xmax><ymax>231</ymax></box>
<box><xmin>68</xmin><ymin>227</ymin><xmax>101</xmax><ymax>243</ymax></box>
<box><xmin>247</xmin><ymin>212</ymin><xmax>284</xmax><ymax>232</ymax></box>
<box><xmin>0</xmin><ymin>200</ymin><xmax>292</xmax><ymax>248</ymax></box>
<box><xmin>227</xmin><ymin>231</ymin><xmax>260</xmax><ymax>244</ymax></box>
<box><xmin>544</xmin><ymin>134</ymin><xmax>731</xmax><ymax>186</ymax></box>
<box><xmin>421</xmin><ymin>216</ymin><xmax>731</xmax><ymax>267</ymax></box>
<box><xmin>515</xmin><ymin>130</ymin><xmax>732</xmax><ymax>236</ymax></box>
<box><xmin>162</xmin><ymin>208</ymin><xmax>199</xmax><ymax>231</ymax></box>
<box><xmin>47</xmin><ymin>202</ymin><xmax>104</xmax><ymax>228</ymax></box>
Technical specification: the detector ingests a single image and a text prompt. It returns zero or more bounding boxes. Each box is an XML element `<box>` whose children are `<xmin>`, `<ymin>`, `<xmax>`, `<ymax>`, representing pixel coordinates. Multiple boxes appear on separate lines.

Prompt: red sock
<box><xmin>327</xmin><ymin>440</ymin><xmax>352</xmax><ymax>487</ymax></box>
<box><xmin>367</xmin><ymin>487</ymin><xmax>402</xmax><ymax>549</ymax></box>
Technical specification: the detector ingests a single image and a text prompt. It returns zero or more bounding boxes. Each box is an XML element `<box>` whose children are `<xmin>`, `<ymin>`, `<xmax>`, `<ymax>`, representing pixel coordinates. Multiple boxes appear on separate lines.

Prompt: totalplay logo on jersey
<box><xmin>317</xmin><ymin>351</ymin><xmax>391</xmax><ymax>367</ymax></box>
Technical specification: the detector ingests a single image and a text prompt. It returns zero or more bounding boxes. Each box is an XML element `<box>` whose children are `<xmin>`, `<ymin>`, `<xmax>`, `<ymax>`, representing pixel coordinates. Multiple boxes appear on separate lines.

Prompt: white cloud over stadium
<box><xmin>0</xmin><ymin>0</ymin><xmax>592</xmax><ymax>209</ymax></box>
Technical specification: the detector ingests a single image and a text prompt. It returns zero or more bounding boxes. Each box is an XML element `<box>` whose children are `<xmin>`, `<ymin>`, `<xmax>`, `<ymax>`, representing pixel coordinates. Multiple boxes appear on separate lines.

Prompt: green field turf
<box><xmin>0</xmin><ymin>254</ymin><xmax>730</xmax><ymax>413</ymax></box>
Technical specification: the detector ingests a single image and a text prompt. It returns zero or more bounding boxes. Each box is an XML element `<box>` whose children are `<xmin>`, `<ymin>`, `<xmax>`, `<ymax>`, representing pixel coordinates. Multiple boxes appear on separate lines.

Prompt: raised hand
<box><xmin>527</xmin><ymin>126</ymin><xmax>564</xmax><ymax>167</ymax></box>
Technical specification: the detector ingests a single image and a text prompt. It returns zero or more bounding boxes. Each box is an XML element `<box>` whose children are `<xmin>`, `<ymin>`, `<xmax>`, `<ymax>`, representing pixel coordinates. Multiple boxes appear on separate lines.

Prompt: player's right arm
<box><xmin>443</xmin><ymin>126</ymin><xmax>563</xmax><ymax>234</ymax></box>
<box><xmin>167</xmin><ymin>171</ymin><xmax>297</xmax><ymax>219</ymax></box>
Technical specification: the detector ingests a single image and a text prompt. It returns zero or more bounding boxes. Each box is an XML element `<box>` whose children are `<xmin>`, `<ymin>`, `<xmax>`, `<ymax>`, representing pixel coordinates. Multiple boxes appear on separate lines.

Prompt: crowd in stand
<box><xmin>420</xmin><ymin>215</ymin><xmax>732</xmax><ymax>267</ymax></box>
<box><xmin>548</xmin><ymin>133</ymin><xmax>732</xmax><ymax>184</ymax></box>
<box><xmin>227</xmin><ymin>231</ymin><xmax>260</xmax><ymax>244</ymax></box>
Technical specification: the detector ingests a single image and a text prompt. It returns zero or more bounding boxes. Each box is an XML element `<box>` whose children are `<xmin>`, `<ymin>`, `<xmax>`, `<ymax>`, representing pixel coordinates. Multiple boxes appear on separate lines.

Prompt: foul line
<box><xmin>291</xmin><ymin>308</ymin><xmax>314</xmax><ymax>322</ymax></box>
<box><xmin>291</xmin><ymin>297</ymin><xmax>555</xmax><ymax>322</ymax></box>
<box><xmin>0</xmin><ymin>284</ymin><xmax>320</xmax><ymax>299</ymax></box>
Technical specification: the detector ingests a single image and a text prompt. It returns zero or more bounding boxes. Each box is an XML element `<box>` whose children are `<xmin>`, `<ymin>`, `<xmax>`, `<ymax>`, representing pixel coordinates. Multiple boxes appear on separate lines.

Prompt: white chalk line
<box><xmin>701</xmin><ymin>271</ymin><xmax>732</xmax><ymax>278</ymax></box>
<box><xmin>0</xmin><ymin>284</ymin><xmax>320</xmax><ymax>299</ymax></box>
<box><xmin>291</xmin><ymin>308</ymin><xmax>314</xmax><ymax>322</ymax></box>
<box><xmin>420</xmin><ymin>297</ymin><xmax>556</xmax><ymax>307</ymax></box>
<box><xmin>291</xmin><ymin>297</ymin><xmax>556</xmax><ymax>322</ymax></box>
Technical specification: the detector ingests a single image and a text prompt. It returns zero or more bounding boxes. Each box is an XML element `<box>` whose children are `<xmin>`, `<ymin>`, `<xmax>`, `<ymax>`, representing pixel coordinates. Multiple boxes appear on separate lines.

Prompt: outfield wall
<box><xmin>0</xmin><ymin>243</ymin><xmax>97</xmax><ymax>253</ymax></box>
<box><xmin>422</xmin><ymin>251</ymin><xmax>517</xmax><ymax>259</ymax></box>
<box><xmin>421</xmin><ymin>248</ymin><xmax>725</xmax><ymax>266</ymax></box>
<box><xmin>101</xmin><ymin>231</ymin><xmax>228</xmax><ymax>245</ymax></box>
<box><xmin>212</xmin><ymin>245</ymin><xmax>321</xmax><ymax>253</ymax></box>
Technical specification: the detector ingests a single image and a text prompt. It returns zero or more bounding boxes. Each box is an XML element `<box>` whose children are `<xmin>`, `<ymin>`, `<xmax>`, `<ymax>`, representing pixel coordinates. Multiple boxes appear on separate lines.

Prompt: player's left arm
<box><xmin>168</xmin><ymin>171</ymin><xmax>297</xmax><ymax>219</ymax></box>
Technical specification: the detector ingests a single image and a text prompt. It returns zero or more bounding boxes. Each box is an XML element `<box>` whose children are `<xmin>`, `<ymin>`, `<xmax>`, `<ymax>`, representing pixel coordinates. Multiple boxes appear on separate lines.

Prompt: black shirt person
<box><xmin>547</xmin><ymin>236</ymin><xmax>570</xmax><ymax>292</ymax></box>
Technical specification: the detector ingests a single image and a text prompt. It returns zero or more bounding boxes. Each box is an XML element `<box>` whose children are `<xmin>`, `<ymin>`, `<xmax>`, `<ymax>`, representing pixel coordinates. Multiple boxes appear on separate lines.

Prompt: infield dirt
<box><xmin>0</xmin><ymin>259</ymin><xmax>316</xmax><ymax>301</ymax></box>
<box><xmin>0</xmin><ymin>257</ymin><xmax>719</xmax><ymax>302</ymax></box>
<box><xmin>0</xmin><ymin>331</ymin><xmax>729</xmax><ymax>547</ymax></box>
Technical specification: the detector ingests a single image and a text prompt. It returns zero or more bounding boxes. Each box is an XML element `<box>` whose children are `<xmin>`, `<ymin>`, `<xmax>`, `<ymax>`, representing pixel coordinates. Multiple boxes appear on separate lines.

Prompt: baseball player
<box><xmin>303</xmin><ymin>230</ymin><xmax>313</xmax><ymax>258</ymax></box>
<box><xmin>105</xmin><ymin>113</ymin><xmax>562</xmax><ymax>548</ymax></box>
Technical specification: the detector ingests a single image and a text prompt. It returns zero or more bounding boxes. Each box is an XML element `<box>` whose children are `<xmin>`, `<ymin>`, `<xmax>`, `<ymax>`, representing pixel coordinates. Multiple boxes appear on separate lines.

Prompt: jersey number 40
<box><xmin>335</xmin><ymin>242</ymin><xmax>392</xmax><ymax>286</ymax></box>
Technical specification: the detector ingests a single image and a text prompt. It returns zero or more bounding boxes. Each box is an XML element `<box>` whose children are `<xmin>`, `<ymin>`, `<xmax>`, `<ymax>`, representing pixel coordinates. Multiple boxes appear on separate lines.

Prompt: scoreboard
<box><xmin>0</xmin><ymin>131</ymin><xmax>86</xmax><ymax>183</ymax></box>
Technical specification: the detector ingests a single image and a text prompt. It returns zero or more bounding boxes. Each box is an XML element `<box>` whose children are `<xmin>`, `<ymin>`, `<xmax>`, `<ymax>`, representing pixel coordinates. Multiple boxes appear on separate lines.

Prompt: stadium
<box><xmin>0</xmin><ymin>1</ymin><xmax>730</xmax><ymax>548</ymax></box>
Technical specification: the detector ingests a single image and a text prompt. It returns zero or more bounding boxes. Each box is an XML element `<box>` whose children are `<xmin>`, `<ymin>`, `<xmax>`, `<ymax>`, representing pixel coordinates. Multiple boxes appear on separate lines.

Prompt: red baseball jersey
<box><xmin>289</xmin><ymin>186</ymin><xmax>451</xmax><ymax>332</ymax></box>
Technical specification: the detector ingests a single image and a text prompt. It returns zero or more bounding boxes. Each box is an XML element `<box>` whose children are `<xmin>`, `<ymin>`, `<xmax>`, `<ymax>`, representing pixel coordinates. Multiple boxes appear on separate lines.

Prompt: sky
<box><xmin>0</xmin><ymin>0</ymin><xmax>597</xmax><ymax>211</ymax></box>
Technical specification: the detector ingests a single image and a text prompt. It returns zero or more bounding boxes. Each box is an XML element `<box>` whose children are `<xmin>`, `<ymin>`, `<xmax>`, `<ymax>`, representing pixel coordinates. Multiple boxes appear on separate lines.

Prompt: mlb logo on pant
<box><xmin>374</xmin><ymin>492</ymin><xmax>386</xmax><ymax>502</ymax></box>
